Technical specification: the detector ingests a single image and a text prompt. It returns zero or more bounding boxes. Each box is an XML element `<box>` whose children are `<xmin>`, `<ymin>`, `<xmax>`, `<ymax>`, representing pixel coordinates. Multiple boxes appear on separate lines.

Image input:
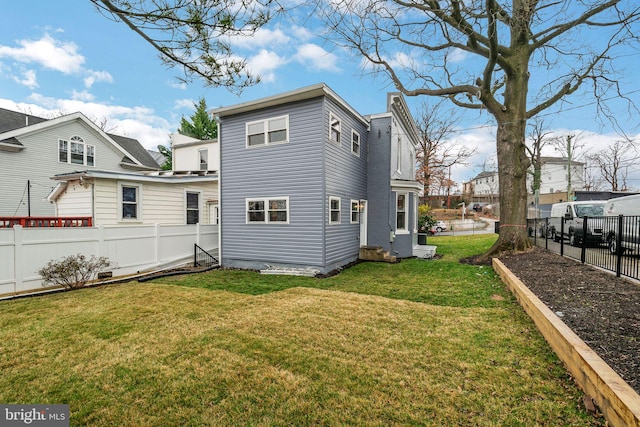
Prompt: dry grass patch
<box><xmin>0</xmin><ymin>280</ymin><xmax>599</xmax><ymax>426</ymax></box>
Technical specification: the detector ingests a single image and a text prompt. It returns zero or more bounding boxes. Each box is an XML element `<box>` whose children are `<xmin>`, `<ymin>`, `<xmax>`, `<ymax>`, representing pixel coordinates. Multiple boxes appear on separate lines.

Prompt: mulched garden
<box><xmin>498</xmin><ymin>246</ymin><xmax>640</xmax><ymax>395</ymax></box>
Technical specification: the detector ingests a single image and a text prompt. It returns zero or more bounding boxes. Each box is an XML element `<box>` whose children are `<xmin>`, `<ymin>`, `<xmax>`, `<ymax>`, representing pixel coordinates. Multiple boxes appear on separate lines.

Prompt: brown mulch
<box><xmin>497</xmin><ymin>246</ymin><xmax>640</xmax><ymax>395</ymax></box>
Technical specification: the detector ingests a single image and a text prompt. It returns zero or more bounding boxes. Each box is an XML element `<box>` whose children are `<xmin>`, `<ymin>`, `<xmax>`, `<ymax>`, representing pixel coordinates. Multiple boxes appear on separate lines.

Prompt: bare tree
<box><xmin>318</xmin><ymin>1</ymin><xmax>640</xmax><ymax>256</ymax></box>
<box><xmin>525</xmin><ymin>119</ymin><xmax>555</xmax><ymax>196</ymax></box>
<box><xmin>587</xmin><ymin>139</ymin><xmax>638</xmax><ymax>191</ymax></box>
<box><xmin>91</xmin><ymin>0</ymin><xmax>281</xmax><ymax>91</ymax></box>
<box><xmin>415</xmin><ymin>100</ymin><xmax>475</xmax><ymax>199</ymax></box>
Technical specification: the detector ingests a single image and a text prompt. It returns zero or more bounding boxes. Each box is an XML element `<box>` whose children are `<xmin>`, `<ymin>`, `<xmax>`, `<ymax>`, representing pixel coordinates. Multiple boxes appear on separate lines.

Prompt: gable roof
<box><xmin>0</xmin><ymin>107</ymin><xmax>160</xmax><ymax>169</ymax></box>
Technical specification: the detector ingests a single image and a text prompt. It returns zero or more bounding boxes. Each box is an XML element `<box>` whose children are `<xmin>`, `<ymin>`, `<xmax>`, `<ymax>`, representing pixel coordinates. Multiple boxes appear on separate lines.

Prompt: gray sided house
<box><xmin>212</xmin><ymin>83</ymin><xmax>423</xmax><ymax>274</ymax></box>
<box><xmin>0</xmin><ymin>108</ymin><xmax>160</xmax><ymax>217</ymax></box>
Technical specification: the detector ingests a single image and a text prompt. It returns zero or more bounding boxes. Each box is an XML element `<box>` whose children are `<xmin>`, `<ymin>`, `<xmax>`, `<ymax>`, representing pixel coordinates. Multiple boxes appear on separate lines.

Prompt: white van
<box><xmin>603</xmin><ymin>194</ymin><xmax>640</xmax><ymax>254</ymax></box>
<box><xmin>548</xmin><ymin>201</ymin><xmax>606</xmax><ymax>246</ymax></box>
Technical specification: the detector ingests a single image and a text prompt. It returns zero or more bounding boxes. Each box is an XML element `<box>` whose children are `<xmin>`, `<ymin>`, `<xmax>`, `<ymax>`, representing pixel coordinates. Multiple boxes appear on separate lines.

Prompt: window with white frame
<box><xmin>351</xmin><ymin>130</ymin><xmax>360</xmax><ymax>156</ymax></box>
<box><xmin>329</xmin><ymin>196</ymin><xmax>341</xmax><ymax>224</ymax></box>
<box><xmin>119</xmin><ymin>183</ymin><xmax>141</xmax><ymax>221</ymax></box>
<box><xmin>199</xmin><ymin>149</ymin><xmax>208</xmax><ymax>170</ymax></box>
<box><xmin>59</xmin><ymin>136</ymin><xmax>95</xmax><ymax>166</ymax></box>
<box><xmin>246</xmin><ymin>115</ymin><xmax>289</xmax><ymax>147</ymax></box>
<box><xmin>396</xmin><ymin>135</ymin><xmax>403</xmax><ymax>173</ymax></box>
<box><xmin>396</xmin><ymin>192</ymin><xmax>407</xmax><ymax>231</ymax></box>
<box><xmin>329</xmin><ymin>113</ymin><xmax>341</xmax><ymax>145</ymax></box>
<box><xmin>246</xmin><ymin>197</ymin><xmax>289</xmax><ymax>223</ymax></box>
<box><xmin>186</xmin><ymin>191</ymin><xmax>200</xmax><ymax>224</ymax></box>
<box><xmin>350</xmin><ymin>200</ymin><xmax>360</xmax><ymax>223</ymax></box>
<box><xmin>413</xmin><ymin>194</ymin><xmax>418</xmax><ymax>232</ymax></box>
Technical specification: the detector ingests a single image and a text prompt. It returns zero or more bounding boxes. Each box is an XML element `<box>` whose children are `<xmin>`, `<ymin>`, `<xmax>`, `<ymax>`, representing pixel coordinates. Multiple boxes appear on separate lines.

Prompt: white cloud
<box><xmin>13</xmin><ymin>69</ymin><xmax>38</xmax><ymax>89</ymax></box>
<box><xmin>174</xmin><ymin>98</ymin><xmax>196</xmax><ymax>110</ymax></box>
<box><xmin>246</xmin><ymin>50</ymin><xmax>287</xmax><ymax>82</ymax></box>
<box><xmin>84</xmin><ymin>70</ymin><xmax>113</xmax><ymax>88</ymax></box>
<box><xmin>291</xmin><ymin>25</ymin><xmax>315</xmax><ymax>42</ymax></box>
<box><xmin>71</xmin><ymin>90</ymin><xmax>95</xmax><ymax>102</ymax></box>
<box><xmin>0</xmin><ymin>33</ymin><xmax>84</xmax><ymax>74</ymax></box>
<box><xmin>294</xmin><ymin>44</ymin><xmax>340</xmax><ymax>72</ymax></box>
<box><xmin>230</xmin><ymin>27</ymin><xmax>290</xmax><ymax>50</ymax></box>
<box><xmin>448</xmin><ymin>48</ymin><xmax>468</xmax><ymax>63</ymax></box>
<box><xmin>3</xmin><ymin>94</ymin><xmax>172</xmax><ymax>150</ymax></box>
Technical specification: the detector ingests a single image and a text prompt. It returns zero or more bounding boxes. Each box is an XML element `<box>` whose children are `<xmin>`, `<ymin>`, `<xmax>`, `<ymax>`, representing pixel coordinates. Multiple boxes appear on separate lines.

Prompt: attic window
<box><xmin>59</xmin><ymin>136</ymin><xmax>95</xmax><ymax>166</ymax></box>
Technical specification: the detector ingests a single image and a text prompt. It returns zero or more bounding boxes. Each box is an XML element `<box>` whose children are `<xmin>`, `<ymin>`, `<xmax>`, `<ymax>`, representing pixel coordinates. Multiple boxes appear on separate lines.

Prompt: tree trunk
<box><xmin>484</xmin><ymin>120</ymin><xmax>532</xmax><ymax>257</ymax></box>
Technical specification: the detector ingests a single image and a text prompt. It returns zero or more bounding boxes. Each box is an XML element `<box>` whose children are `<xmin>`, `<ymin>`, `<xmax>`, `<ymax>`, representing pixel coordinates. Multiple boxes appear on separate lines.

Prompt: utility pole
<box><xmin>566</xmin><ymin>135</ymin><xmax>573</xmax><ymax>202</ymax></box>
<box><xmin>27</xmin><ymin>179</ymin><xmax>31</xmax><ymax>217</ymax></box>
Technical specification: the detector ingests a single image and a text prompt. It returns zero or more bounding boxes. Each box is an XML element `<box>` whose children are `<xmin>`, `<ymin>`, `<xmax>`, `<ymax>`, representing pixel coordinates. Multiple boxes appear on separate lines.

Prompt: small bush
<box><xmin>38</xmin><ymin>254</ymin><xmax>112</xmax><ymax>290</ymax></box>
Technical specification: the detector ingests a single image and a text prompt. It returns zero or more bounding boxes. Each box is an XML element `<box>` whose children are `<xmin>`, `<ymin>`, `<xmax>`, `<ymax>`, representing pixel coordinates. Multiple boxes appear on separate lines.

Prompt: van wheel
<box><xmin>553</xmin><ymin>232</ymin><xmax>559</xmax><ymax>242</ymax></box>
<box><xmin>609</xmin><ymin>238</ymin><xmax>617</xmax><ymax>254</ymax></box>
<box><xmin>569</xmin><ymin>233</ymin><xmax>578</xmax><ymax>247</ymax></box>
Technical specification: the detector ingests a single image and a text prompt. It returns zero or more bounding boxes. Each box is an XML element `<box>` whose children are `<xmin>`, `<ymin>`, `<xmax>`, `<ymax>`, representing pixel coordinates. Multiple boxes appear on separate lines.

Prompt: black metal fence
<box><xmin>194</xmin><ymin>244</ymin><xmax>218</xmax><ymax>268</ymax></box>
<box><xmin>527</xmin><ymin>215</ymin><xmax>640</xmax><ymax>281</ymax></box>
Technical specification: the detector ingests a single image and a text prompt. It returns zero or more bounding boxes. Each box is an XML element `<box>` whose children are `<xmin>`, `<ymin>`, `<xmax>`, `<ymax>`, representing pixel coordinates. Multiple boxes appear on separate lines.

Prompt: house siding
<box><xmin>323</xmin><ymin>97</ymin><xmax>368</xmax><ymax>268</ymax></box>
<box><xmin>53</xmin><ymin>181</ymin><xmax>93</xmax><ymax>217</ymax></box>
<box><xmin>367</xmin><ymin>116</ymin><xmax>394</xmax><ymax>253</ymax></box>
<box><xmin>220</xmin><ymin>98</ymin><xmax>327</xmax><ymax>270</ymax></box>
<box><xmin>1</xmin><ymin>119</ymin><xmax>142</xmax><ymax>216</ymax></box>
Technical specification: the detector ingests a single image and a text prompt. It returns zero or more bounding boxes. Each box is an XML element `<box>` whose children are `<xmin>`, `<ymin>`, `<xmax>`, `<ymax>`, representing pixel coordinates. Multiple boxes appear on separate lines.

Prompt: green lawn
<box><xmin>0</xmin><ymin>235</ymin><xmax>601</xmax><ymax>426</ymax></box>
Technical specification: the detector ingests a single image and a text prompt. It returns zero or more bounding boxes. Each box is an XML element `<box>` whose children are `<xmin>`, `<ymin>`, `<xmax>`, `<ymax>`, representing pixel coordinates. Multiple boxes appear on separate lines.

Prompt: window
<box><xmin>186</xmin><ymin>191</ymin><xmax>200</xmax><ymax>224</ymax></box>
<box><xmin>351</xmin><ymin>130</ymin><xmax>360</xmax><ymax>156</ymax></box>
<box><xmin>199</xmin><ymin>149</ymin><xmax>208</xmax><ymax>170</ymax></box>
<box><xmin>413</xmin><ymin>194</ymin><xmax>418</xmax><ymax>232</ymax></box>
<box><xmin>351</xmin><ymin>200</ymin><xmax>360</xmax><ymax>223</ymax></box>
<box><xmin>329</xmin><ymin>113</ymin><xmax>341</xmax><ymax>144</ymax></box>
<box><xmin>329</xmin><ymin>196</ymin><xmax>341</xmax><ymax>224</ymax></box>
<box><xmin>396</xmin><ymin>193</ymin><xmax>407</xmax><ymax>231</ymax></box>
<box><xmin>396</xmin><ymin>135</ymin><xmax>402</xmax><ymax>172</ymax></box>
<box><xmin>246</xmin><ymin>115</ymin><xmax>289</xmax><ymax>147</ymax></box>
<box><xmin>119</xmin><ymin>183</ymin><xmax>141</xmax><ymax>221</ymax></box>
<box><xmin>246</xmin><ymin>197</ymin><xmax>289</xmax><ymax>223</ymax></box>
<box><xmin>58</xmin><ymin>136</ymin><xmax>95</xmax><ymax>166</ymax></box>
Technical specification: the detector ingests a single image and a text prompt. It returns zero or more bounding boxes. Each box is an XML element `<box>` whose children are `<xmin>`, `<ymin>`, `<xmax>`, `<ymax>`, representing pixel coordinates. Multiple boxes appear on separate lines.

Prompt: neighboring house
<box><xmin>528</xmin><ymin>157</ymin><xmax>585</xmax><ymax>204</ymax></box>
<box><xmin>211</xmin><ymin>83</ymin><xmax>423</xmax><ymax>274</ymax></box>
<box><xmin>0</xmin><ymin>108</ymin><xmax>161</xmax><ymax>217</ymax></box>
<box><xmin>467</xmin><ymin>171</ymin><xmax>499</xmax><ymax>203</ymax></box>
<box><xmin>47</xmin><ymin>170</ymin><xmax>218</xmax><ymax>226</ymax></box>
<box><xmin>170</xmin><ymin>133</ymin><xmax>219</xmax><ymax>172</ymax></box>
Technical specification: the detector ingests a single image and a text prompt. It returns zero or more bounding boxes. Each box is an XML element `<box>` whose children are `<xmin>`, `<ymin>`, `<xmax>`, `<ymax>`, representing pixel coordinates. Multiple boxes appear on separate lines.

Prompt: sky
<box><xmin>1</xmin><ymin>1</ymin><xmax>639</xmax><ymax>190</ymax></box>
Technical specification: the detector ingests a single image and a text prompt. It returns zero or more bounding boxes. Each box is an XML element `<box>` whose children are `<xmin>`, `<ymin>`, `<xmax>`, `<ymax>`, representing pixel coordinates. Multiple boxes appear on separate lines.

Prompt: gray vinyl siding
<box><xmin>220</xmin><ymin>98</ymin><xmax>327</xmax><ymax>270</ymax></box>
<box><xmin>1</xmin><ymin>120</ymin><xmax>134</xmax><ymax>217</ymax></box>
<box><xmin>367</xmin><ymin>116</ymin><xmax>394</xmax><ymax>253</ymax></box>
<box><xmin>323</xmin><ymin>97</ymin><xmax>368</xmax><ymax>267</ymax></box>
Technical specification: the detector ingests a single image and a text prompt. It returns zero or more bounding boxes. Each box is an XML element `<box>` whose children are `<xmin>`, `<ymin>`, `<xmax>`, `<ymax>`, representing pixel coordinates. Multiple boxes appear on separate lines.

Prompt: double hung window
<box><xmin>246</xmin><ymin>197</ymin><xmax>289</xmax><ymax>223</ymax></box>
<box><xmin>59</xmin><ymin>136</ymin><xmax>95</xmax><ymax>166</ymax></box>
<box><xmin>246</xmin><ymin>116</ymin><xmax>289</xmax><ymax>147</ymax></box>
<box><xmin>329</xmin><ymin>197</ymin><xmax>341</xmax><ymax>224</ymax></box>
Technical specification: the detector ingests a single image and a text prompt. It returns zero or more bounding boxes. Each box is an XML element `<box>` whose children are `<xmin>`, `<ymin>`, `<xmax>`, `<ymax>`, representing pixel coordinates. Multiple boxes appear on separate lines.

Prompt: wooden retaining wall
<box><xmin>493</xmin><ymin>258</ymin><xmax>640</xmax><ymax>427</ymax></box>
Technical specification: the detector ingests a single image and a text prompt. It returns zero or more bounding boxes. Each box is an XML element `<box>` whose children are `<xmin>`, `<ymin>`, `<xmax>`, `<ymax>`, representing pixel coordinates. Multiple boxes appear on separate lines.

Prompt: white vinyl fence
<box><xmin>0</xmin><ymin>224</ymin><xmax>218</xmax><ymax>296</ymax></box>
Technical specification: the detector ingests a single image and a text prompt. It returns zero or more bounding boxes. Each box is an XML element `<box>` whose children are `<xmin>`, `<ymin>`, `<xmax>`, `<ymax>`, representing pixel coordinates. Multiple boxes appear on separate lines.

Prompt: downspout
<box><xmin>213</xmin><ymin>114</ymin><xmax>222</xmax><ymax>266</ymax></box>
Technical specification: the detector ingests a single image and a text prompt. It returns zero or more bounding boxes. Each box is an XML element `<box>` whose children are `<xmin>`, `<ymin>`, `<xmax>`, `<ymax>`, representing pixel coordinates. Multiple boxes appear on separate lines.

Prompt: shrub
<box><xmin>38</xmin><ymin>254</ymin><xmax>112</xmax><ymax>290</ymax></box>
<box><xmin>418</xmin><ymin>204</ymin><xmax>436</xmax><ymax>232</ymax></box>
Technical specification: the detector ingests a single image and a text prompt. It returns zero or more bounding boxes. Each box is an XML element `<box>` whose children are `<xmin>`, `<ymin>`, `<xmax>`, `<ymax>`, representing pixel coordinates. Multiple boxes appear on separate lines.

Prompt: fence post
<box><xmin>581</xmin><ymin>216</ymin><xmax>588</xmax><ymax>263</ymax></box>
<box><xmin>560</xmin><ymin>218</ymin><xmax>564</xmax><ymax>257</ymax></box>
<box><xmin>616</xmin><ymin>215</ymin><xmax>623</xmax><ymax>277</ymax></box>
<box><xmin>545</xmin><ymin>218</ymin><xmax>549</xmax><ymax>250</ymax></box>
<box><xmin>13</xmin><ymin>225</ymin><xmax>23</xmax><ymax>294</ymax></box>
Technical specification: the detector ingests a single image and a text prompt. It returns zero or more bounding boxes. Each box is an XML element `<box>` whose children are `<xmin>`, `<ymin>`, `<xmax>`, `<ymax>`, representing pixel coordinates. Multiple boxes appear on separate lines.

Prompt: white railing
<box><xmin>0</xmin><ymin>224</ymin><xmax>218</xmax><ymax>296</ymax></box>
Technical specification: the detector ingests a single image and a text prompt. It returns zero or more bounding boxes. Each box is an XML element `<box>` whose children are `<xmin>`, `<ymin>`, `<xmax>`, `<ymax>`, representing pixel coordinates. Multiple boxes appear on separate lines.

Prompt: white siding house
<box><xmin>170</xmin><ymin>133</ymin><xmax>219</xmax><ymax>172</ymax></box>
<box><xmin>48</xmin><ymin>170</ymin><xmax>218</xmax><ymax>226</ymax></box>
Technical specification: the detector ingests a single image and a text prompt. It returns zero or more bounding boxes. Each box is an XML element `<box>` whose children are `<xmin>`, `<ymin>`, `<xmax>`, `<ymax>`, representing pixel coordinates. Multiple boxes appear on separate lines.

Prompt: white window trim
<box><xmin>413</xmin><ymin>194</ymin><xmax>418</xmax><ymax>233</ymax></box>
<box><xmin>185</xmin><ymin>190</ymin><xmax>202</xmax><ymax>225</ymax></box>
<box><xmin>329</xmin><ymin>196</ymin><xmax>341</xmax><ymax>224</ymax></box>
<box><xmin>351</xmin><ymin>129</ymin><xmax>360</xmax><ymax>157</ymax></box>
<box><xmin>58</xmin><ymin>136</ymin><xmax>95</xmax><ymax>167</ymax></box>
<box><xmin>245</xmin><ymin>197</ymin><xmax>290</xmax><ymax>224</ymax></box>
<box><xmin>329</xmin><ymin>112</ymin><xmax>341</xmax><ymax>145</ymax></box>
<box><xmin>198</xmin><ymin>149</ymin><xmax>208</xmax><ymax>171</ymax></box>
<box><xmin>117</xmin><ymin>182</ymin><xmax>143</xmax><ymax>223</ymax></box>
<box><xmin>245</xmin><ymin>115</ymin><xmax>289</xmax><ymax>148</ymax></box>
<box><xmin>396</xmin><ymin>192</ymin><xmax>408</xmax><ymax>234</ymax></box>
<box><xmin>350</xmin><ymin>199</ymin><xmax>360</xmax><ymax>224</ymax></box>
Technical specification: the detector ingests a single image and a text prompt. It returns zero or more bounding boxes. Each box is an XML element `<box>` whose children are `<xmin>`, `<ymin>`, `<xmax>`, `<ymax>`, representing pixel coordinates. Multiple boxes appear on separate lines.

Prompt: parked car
<box><xmin>604</xmin><ymin>194</ymin><xmax>640</xmax><ymax>254</ymax></box>
<box><xmin>431</xmin><ymin>220</ymin><xmax>447</xmax><ymax>233</ymax></box>
<box><xmin>548</xmin><ymin>201</ymin><xmax>605</xmax><ymax>246</ymax></box>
